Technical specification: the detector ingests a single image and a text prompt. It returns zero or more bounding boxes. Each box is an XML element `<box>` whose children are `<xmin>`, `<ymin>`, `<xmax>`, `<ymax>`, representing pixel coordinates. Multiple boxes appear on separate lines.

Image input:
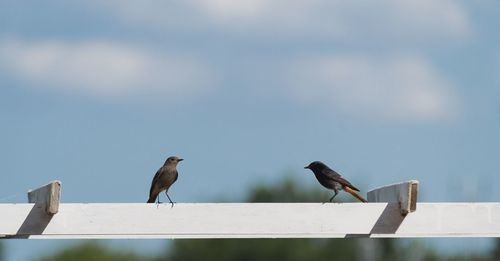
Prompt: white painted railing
<box><xmin>1</xmin><ymin>180</ymin><xmax>499</xmax><ymax>239</ymax></box>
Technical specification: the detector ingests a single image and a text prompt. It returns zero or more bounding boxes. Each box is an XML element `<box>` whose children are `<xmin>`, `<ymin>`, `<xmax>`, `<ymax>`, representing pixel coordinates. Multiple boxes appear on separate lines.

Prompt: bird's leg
<box><xmin>165</xmin><ymin>191</ymin><xmax>174</xmax><ymax>208</ymax></box>
<box><xmin>329</xmin><ymin>190</ymin><xmax>338</xmax><ymax>202</ymax></box>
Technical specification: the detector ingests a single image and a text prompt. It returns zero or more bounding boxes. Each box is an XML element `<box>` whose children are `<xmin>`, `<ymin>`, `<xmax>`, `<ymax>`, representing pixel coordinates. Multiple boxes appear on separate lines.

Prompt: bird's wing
<box><xmin>173</xmin><ymin>170</ymin><xmax>178</xmax><ymax>183</ymax></box>
<box><xmin>322</xmin><ymin>168</ymin><xmax>360</xmax><ymax>192</ymax></box>
<box><xmin>149</xmin><ymin>167</ymin><xmax>164</xmax><ymax>195</ymax></box>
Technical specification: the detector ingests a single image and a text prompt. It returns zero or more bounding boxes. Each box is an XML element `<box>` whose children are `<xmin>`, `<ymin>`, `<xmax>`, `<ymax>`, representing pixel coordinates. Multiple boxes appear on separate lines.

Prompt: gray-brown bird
<box><xmin>147</xmin><ymin>156</ymin><xmax>183</xmax><ymax>206</ymax></box>
<box><xmin>305</xmin><ymin>161</ymin><xmax>367</xmax><ymax>203</ymax></box>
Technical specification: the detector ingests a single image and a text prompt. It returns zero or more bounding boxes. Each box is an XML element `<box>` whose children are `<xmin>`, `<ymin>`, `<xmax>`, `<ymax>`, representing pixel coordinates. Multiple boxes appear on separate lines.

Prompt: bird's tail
<box><xmin>344</xmin><ymin>186</ymin><xmax>368</xmax><ymax>203</ymax></box>
<box><xmin>147</xmin><ymin>193</ymin><xmax>157</xmax><ymax>203</ymax></box>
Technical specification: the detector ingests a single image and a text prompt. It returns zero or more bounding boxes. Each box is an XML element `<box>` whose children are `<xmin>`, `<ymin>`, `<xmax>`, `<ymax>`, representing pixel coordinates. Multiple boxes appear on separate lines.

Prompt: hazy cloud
<box><xmin>286</xmin><ymin>54</ymin><xmax>459</xmax><ymax>123</ymax></box>
<box><xmin>105</xmin><ymin>0</ymin><xmax>471</xmax><ymax>43</ymax></box>
<box><xmin>0</xmin><ymin>38</ymin><xmax>214</xmax><ymax>99</ymax></box>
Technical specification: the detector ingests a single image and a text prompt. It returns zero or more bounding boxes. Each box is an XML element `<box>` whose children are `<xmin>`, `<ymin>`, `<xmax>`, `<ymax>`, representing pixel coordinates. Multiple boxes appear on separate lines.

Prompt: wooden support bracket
<box><xmin>27</xmin><ymin>180</ymin><xmax>61</xmax><ymax>215</ymax></box>
<box><xmin>367</xmin><ymin>180</ymin><xmax>418</xmax><ymax>215</ymax></box>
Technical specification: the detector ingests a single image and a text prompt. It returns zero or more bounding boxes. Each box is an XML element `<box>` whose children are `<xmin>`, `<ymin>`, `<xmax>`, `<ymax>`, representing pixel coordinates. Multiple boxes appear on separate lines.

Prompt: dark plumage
<box><xmin>147</xmin><ymin>156</ymin><xmax>183</xmax><ymax>207</ymax></box>
<box><xmin>305</xmin><ymin>161</ymin><xmax>367</xmax><ymax>203</ymax></box>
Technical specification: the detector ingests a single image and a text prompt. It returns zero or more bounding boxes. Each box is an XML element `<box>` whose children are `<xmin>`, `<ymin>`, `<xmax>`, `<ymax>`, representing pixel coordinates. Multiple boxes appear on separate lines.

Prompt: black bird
<box><xmin>305</xmin><ymin>161</ymin><xmax>367</xmax><ymax>203</ymax></box>
<box><xmin>147</xmin><ymin>156</ymin><xmax>183</xmax><ymax>207</ymax></box>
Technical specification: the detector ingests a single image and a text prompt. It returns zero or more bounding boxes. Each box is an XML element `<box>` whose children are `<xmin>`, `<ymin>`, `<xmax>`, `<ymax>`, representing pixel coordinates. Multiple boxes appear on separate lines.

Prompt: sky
<box><xmin>1</xmin><ymin>1</ymin><xmax>500</xmax><ymax>260</ymax></box>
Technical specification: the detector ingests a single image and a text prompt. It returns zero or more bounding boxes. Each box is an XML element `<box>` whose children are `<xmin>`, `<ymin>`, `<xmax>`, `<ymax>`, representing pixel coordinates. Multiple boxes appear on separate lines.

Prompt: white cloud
<box><xmin>197</xmin><ymin>0</ymin><xmax>268</xmax><ymax>21</ymax></box>
<box><xmin>106</xmin><ymin>0</ymin><xmax>471</xmax><ymax>42</ymax></box>
<box><xmin>0</xmin><ymin>39</ymin><xmax>214</xmax><ymax>99</ymax></box>
<box><xmin>286</xmin><ymin>55</ymin><xmax>459</xmax><ymax>123</ymax></box>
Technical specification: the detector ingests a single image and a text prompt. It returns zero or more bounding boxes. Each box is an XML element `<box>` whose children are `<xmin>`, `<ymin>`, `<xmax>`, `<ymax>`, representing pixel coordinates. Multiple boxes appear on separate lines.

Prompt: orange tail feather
<box><xmin>344</xmin><ymin>186</ymin><xmax>368</xmax><ymax>203</ymax></box>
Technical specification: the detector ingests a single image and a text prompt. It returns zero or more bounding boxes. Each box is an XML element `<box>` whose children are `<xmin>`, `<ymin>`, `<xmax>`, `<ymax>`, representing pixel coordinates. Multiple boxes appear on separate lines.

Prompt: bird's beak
<box><xmin>304</xmin><ymin>166</ymin><xmax>309</xmax><ymax>169</ymax></box>
<box><xmin>178</xmin><ymin>158</ymin><xmax>184</xmax><ymax>162</ymax></box>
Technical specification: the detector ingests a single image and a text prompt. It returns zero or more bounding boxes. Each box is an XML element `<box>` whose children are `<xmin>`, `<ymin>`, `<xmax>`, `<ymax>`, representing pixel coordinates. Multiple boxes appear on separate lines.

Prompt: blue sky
<box><xmin>1</xmin><ymin>1</ymin><xmax>500</xmax><ymax>260</ymax></box>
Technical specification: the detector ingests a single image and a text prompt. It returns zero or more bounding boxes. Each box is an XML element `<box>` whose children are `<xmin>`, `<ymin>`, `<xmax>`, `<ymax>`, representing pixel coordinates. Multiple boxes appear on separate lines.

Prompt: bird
<box><xmin>304</xmin><ymin>161</ymin><xmax>367</xmax><ymax>203</ymax></box>
<box><xmin>147</xmin><ymin>156</ymin><xmax>183</xmax><ymax>207</ymax></box>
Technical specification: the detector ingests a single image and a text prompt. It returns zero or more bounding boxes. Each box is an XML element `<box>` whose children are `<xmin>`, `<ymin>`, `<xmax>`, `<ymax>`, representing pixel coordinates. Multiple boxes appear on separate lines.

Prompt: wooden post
<box><xmin>27</xmin><ymin>180</ymin><xmax>61</xmax><ymax>215</ymax></box>
<box><xmin>367</xmin><ymin>180</ymin><xmax>418</xmax><ymax>215</ymax></box>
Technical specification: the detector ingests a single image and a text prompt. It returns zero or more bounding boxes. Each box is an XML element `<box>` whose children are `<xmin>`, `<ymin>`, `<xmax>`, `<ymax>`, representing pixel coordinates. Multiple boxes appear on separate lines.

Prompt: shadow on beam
<box><xmin>345</xmin><ymin>203</ymin><xmax>406</xmax><ymax>238</ymax></box>
<box><xmin>4</xmin><ymin>204</ymin><xmax>53</xmax><ymax>239</ymax></box>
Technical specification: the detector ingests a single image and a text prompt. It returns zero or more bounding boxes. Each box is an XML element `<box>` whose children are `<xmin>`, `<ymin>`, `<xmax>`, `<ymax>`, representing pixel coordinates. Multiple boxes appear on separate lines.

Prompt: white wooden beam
<box><xmin>1</xmin><ymin>203</ymin><xmax>499</xmax><ymax>239</ymax></box>
<box><xmin>27</xmin><ymin>180</ymin><xmax>61</xmax><ymax>215</ymax></box>
<box><xmin>367</xmin><ymin>180</ymin><xmax>418</xmax><ymax>215</ymax></box>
